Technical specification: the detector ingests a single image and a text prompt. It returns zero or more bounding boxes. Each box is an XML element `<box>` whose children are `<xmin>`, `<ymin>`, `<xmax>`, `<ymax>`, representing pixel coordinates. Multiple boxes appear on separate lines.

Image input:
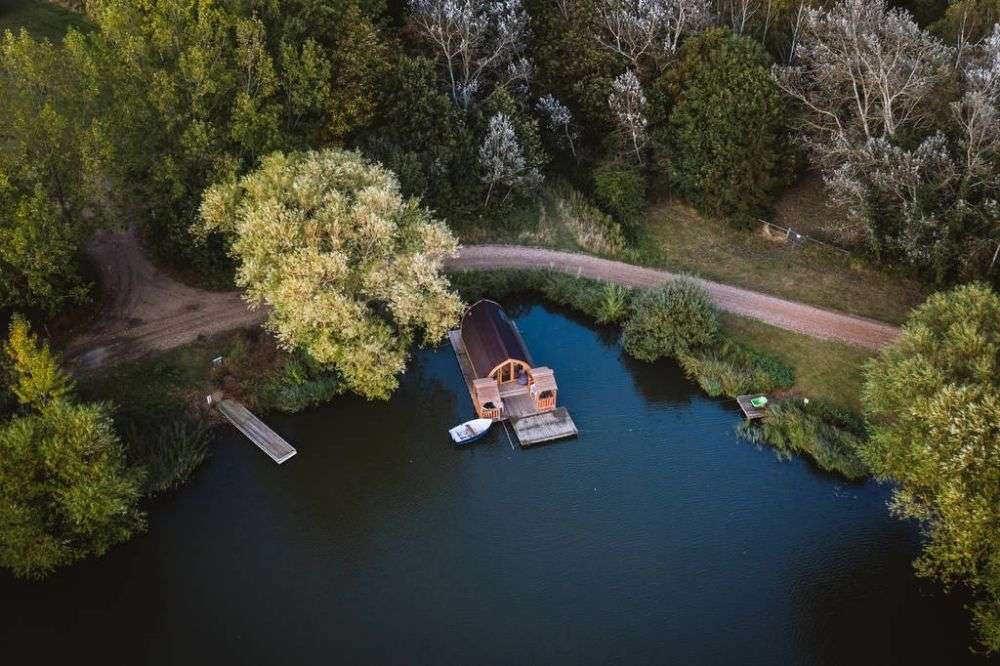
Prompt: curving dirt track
<box><xmin>66</xmin><ymin>233</ymin><xmax>898</xmax><ymax>370</ymax></box>
<box><xmin>65</xmin><ymin>229</ymin><xmax>266</xmax><ymax>370</ymax></box>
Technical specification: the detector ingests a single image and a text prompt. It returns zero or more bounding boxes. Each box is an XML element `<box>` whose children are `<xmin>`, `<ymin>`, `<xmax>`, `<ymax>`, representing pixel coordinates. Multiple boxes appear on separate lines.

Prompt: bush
<box><xmin>216</xmin><ymin>333</ymin><xmax>342</xmax><ymax>413</ymax></box>
<box><xmin>678</xmin><ymin>339</ymin><xmax>794</xmax><ymax>397</ymax></box>
<box><xmin>621</xmin><ymin>279</ymin><xmax>719</xmax><ymax>361</ymax></box>
<box><xmin>738</xmin><ymin>400</ymin><xmax>868</xmax><ymax>479</ymax></box>
<box><xmin>551</xmin><ymin>183</ymin><xmax>628</xmax><ymax>256</ymax></box>
<box><xmin>593</xmin><ymin>160</ymin><xmax>647</xmax><ymax>228</ymax></box>
<box><xmin>257</xmin><ymin>354</ymin><xmax>342</xmax><ymax>413</ymax></box>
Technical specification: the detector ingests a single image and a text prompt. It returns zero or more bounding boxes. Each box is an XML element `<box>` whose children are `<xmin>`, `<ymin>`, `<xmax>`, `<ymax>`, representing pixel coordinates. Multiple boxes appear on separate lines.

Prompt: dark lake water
<box><xmin>1</xmin><ymin>302</ymin><xmax>994</xmax><ymax>665</ymax></box>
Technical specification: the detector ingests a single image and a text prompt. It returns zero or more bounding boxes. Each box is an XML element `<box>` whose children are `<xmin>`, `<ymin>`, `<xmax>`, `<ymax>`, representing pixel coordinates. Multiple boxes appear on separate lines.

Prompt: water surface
<box><xmin>1</xmin><ymin>302</ymin><xmax>991</xmax><ymax>664</ymax></box>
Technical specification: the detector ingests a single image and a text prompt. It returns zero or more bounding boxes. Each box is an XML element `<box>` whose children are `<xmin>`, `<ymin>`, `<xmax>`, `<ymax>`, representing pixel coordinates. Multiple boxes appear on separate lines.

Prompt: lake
<box><xmin>0</xmin><ymin>302</ymin><xmax>992</xmax><ymax>664</ymax></box>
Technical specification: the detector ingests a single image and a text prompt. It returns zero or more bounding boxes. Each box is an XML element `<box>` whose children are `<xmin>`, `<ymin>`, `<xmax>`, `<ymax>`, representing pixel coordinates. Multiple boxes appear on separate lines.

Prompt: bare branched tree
<box><xmin>773</xmin><ymin>0</ymin><xmax>951</xmax><ymax>167</ymax></box>
<box><xmin>409</xmin><ymin>0</ymin><xmax>529</xmax><ymax>109</ymax></box>
<box><xmin>595</xmin><ymin>0</ymin><xmax>712</xmax><ymax>71</ymax></box>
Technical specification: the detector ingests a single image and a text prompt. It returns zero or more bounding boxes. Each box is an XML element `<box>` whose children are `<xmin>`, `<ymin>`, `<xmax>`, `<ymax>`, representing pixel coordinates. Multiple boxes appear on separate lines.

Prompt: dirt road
<box><xmin>66</xmin><ymin>233</ymin><xmax>898</xmax><ymax>370</ymax></box>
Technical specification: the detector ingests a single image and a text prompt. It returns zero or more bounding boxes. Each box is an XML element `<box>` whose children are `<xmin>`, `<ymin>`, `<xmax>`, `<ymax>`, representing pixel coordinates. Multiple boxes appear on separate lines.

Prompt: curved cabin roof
<box><xmin>460</xmin><ymin>300</ymin><xmax>534</xmax><ymax>379</ymax></box>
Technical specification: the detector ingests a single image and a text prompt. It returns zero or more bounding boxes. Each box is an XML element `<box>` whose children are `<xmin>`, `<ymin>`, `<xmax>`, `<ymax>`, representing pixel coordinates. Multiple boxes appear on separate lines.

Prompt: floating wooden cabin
<box><xmin>449</xmin><ymin>300</ymin><xmax>577</xmax><ymax>446</ymax></box>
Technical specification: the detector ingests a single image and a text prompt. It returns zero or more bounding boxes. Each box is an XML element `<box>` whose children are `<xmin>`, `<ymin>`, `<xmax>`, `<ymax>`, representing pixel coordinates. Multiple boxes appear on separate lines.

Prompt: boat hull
<box><xmin>449</xmin><ymin>418</ymin><xmax>493</xmax><ymax>445</ymax></box>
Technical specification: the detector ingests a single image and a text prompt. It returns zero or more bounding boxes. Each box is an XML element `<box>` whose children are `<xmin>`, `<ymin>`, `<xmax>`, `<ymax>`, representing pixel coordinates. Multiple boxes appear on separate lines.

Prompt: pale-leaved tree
<box><xmin>479</xmin><ymin>113</ymin><xmax>543</xmax><ymax>205</ymax></box>
<box><xmin>772</xmin><ymin>0</ymin><xmax>1000</xmax><ymax>284</ymax></box>
<box><xmin>409</xmin><ymin>0</ymin><xmax>530</xmax><ymax>108</ymax></box>
<box><xmin>774</xmin><ymin>0</ymin><xmax>951</xmax><ymax>163</ymax></box>
<box><xmin>536</xmin><ymin>94</ymin><xmax>577</xmax><ymax>157</ymax></box>
<box><xmin>595</xmin><ymin>0</ymin><xmax>713</xmax><ymax>71</ymax></box>
<box><xmin>608</xmin><ymin>70</ymin><xmax>650</xmax><ymax>164</ymax></box>
<box><xmin>200</xmin><ymin>149</ymin><xmax>464</xmax><ymax>399</ymax></box>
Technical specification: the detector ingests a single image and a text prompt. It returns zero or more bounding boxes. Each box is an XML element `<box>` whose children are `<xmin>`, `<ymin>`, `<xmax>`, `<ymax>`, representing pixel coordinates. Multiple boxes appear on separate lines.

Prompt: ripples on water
<box><xmin>0</xmin><ymin>302</ymin><xmax>992</xmax><ymax>665</ymax></box>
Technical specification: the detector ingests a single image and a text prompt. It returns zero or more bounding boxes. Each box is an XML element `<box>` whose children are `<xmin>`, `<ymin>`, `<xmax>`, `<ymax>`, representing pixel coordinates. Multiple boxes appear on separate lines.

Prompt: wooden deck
<box><xmin>736</xmin><ymin>394</ymin><xmax>768</xmax><ymax>420</ymax></box>
<box><xmin>512</xmin><ymin>408</ymin><xmax>578</xmax><ymax>446</ymax></box>
<box><xmin>448</xmin><ymin>330</ymin><xmax>577</xmax><ymax>447</ymax></box>
<box><xmin>216</xmin><ymin>399</ymin><xmax>297</xmax><ymax>464</ymax></box>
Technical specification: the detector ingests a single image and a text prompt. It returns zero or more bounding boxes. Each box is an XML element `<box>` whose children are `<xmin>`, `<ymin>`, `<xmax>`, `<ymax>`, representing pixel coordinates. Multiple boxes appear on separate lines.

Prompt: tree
<box><xmin>860</xmin><ymin>283</ymin><xmax>1000</xmax><ymax>653</ymax></box>
<box><xmin>527</xmin><ymin>0</ymin><xmax>620</xmax><ymax>133</ymax></box>
<box><xmin>200</xmin><ymin>149</ymin><xmax>464</xmax><ymax>400</ymax></box>
<box><xmin>777</xmin><ymin>9</ymin><xmax>999</xmax><ymax>284</ymax></box>
<box><xmin>0</xmin><ymin>29</ymin><xmax>104</xmax><ymax>312</ymax></box>
<box><xmin>0</xmin><ymin>318</ymin><xmax>144</xmax><ymax>580</ymax></box>
<box><xmin>4</xmin><ymin>315</ymin><xmax>74</xmax><ymax>407</ymax></box>
<box><xmin>594</xmin><ymin>0</ymin><xmax>713</xmax><ymax>73</ymax></box>
<box><xmin>536</xmin><ymin>94</ymin><xmax>577</xmax><ymax>157</ymax></box>
<box><xmin>621</xmin><ymin>278</ymin><xmax>720</xmax><ymax>360</ymax></box>
<box><xmin>363</xmin><ymin>55</ymin><xmax>479</xmax><ymax>214</ymax></box>
<box><xmin>609</xmin><ymin>69</ymin><xmax>651</xmax><ymax>163</ymax></box>
<box><xmin>409</xmin><ymin>0</ymin><xmax>530</xmax><ymax>108</ymax></box>
<box><xmin>479</xmin><ymin>113</ymin><xmax>543</xmax><ymax>205</ymax></box>
<box><xmin>773</xmin><ymin>0</ymin><xmax>951</xmax><ymax>163</ymax></box>
<box><xmin>663</xmin><ymin>28</ymin><xmax>790</xmax><ymax>224</ymax></box>
<box><xmin>83</xmin><ymin>0</ymin><xmax>391</xmax><ymax>270</ymax></box>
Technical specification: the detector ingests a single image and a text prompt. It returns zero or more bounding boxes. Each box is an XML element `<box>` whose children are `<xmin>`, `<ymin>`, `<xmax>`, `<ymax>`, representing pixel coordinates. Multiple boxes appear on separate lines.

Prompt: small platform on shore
<box><xmin>216</xmin><ymin>399</ymin><xmax>297</xmax><ymax>464</ymax></box>
<box><xmin>736</xmin><ymin>394</ymin><xmax>769</xmax><ymax>420</ymax></box>
<box><xmin>448</xmin><ymin>330</ymin><xmax>577</xmax><ymax>447</ymax></box>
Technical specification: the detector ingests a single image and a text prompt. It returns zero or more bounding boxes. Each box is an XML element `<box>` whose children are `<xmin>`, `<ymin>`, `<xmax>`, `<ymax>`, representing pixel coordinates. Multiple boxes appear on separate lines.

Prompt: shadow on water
<box><xmin>1</xmin><ymin>301</ymin><xmax>996</xmax><ymax>665</ymax></box>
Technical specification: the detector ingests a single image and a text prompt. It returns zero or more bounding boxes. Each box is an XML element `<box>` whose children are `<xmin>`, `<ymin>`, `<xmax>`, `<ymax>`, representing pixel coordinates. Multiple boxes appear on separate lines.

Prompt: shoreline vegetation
<box><xmin>448</xmin><ymin>268</ymin><xmax>869</xmax><ymax>479</ymax></box>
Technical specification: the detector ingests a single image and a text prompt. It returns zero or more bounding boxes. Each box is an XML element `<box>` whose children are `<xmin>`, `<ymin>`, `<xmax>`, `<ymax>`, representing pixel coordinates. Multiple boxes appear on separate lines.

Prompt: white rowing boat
<box><xmin>449</xmin><ymin>418</ymin><xmax>493</xmax><ymax>445</ymax></box>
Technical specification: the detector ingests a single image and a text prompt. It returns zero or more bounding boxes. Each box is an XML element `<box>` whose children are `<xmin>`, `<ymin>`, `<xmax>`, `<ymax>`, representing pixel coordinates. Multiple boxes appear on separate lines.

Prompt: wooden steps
<box><xmin>216</xmin><ymin>399</ymin><xmax>297</xmax><ymax>464</ymax></box>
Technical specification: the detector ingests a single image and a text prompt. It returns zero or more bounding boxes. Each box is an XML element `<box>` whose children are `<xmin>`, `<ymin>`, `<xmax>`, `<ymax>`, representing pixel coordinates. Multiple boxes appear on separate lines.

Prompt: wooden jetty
<box><xmin>736</xmin><ymin>394</ymin><xmax>768</xmax><ymax>420</ymax></box>
<box><xmin>215</xmin><ymin>399</ymin><xmax>297</xmax><ymax>464</ymax></box>
<box><xmin>448</xmin><ymin>300</ymin><xmax>578</xmax><ymax>447</ymax></box>
<box><xmin>511</xmin><ymin>408</ymin><xmax>578</xmax><ymax>447</ymax></box>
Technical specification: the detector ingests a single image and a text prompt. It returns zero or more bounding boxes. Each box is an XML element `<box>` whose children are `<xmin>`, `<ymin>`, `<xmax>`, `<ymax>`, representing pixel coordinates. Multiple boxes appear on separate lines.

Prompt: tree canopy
<box><xmin>200</xmin><ymin>149</ymin><xmax>464</xmax><ymax>399</ymax></box>
<box><xmin>661</xmin><ymin>28</ymin><xmax>790</xmax><ymax>224</ymax></box>
<box><xmin>0</xmin><ymin>316</ymin><xmax>144</xmax><ymax>579</ymax></box>
<box><xmin>860</xmin><ymin>283</ymin><xmax>1000</xmax><ymax>652</ymax></box>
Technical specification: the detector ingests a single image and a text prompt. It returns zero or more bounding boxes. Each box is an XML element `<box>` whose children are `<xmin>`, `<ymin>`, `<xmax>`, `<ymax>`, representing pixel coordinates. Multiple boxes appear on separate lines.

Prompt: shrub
<box><xmin>258</xmin><ymin>354</ymin><xmax>342</xmax><ymax>413</ymax></box>
<box><xmin>738</xmin><ymin>400</ymin><xmax>868</xmax><ymax>479</ymax></box>
<box><xmin>552</xmin><ymin>183</ymin><xmax>627</xmax><ymax>256</ymax></box>
<box><xmin>592</xmin><ymin>160</ymin><xmax>647</xmax><ymax>228</ymax></box>
<box><xmin>621</xmin><ymin>279</ymin><xmax>719</xmax><ymax>361</ymax></box>
<box><xmin>679</xmin><ymin>339</ymin><xmax>794</xmax><ymax>397</ymax></box>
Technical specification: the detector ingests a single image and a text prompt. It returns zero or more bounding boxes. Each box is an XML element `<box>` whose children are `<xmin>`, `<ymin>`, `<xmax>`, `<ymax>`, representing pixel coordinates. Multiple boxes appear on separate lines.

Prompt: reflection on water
<box><xmin>0</xmin><ymin>302</ymin><xmax>992</xmax><ymax>665</ymax></box>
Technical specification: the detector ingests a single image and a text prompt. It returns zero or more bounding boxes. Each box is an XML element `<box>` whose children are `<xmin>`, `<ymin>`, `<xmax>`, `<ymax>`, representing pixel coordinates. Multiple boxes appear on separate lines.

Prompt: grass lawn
<box><xmin>639</xmin><ymin>199</ymin><xmax>926</xmax><ymax>324</ymax></box>
<box><xmin>0</xmin><ymin>0</ymin><xmax>91</xmax><ymax>40</ymax></box>
<box><xmin>720</xmin><ymin>313</ymin><xmax>874</xmax><ymax>414</ymax></box>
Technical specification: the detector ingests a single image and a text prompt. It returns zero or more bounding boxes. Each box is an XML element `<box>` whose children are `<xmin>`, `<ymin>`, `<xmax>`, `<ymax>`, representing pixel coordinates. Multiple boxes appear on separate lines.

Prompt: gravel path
<box><xmin>66</xmin><ymin>234</ymin><xmax>898</xmax><ymax>370</ymax></box>
<box><xmin>449</xmin><ymin>245</ymin><xmax>900</xmax><ymax>350</ymax></box>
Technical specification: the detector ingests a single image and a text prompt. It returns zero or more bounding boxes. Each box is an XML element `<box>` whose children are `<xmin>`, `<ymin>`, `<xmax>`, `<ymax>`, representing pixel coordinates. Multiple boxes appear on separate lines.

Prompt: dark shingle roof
<box><xmin>460</xmin><ymin>300</ymin><xmax>533</xmax><ymax>378</ymax></box>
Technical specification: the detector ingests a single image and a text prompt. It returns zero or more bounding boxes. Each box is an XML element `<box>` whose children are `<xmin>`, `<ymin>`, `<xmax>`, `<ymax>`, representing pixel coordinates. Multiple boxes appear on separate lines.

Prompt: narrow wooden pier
<box><xmin>449</xmin><ymin>330</ymin><xmax>578</xmax><ymax>447</ymax></box>
<box><xmin>216</xmin><ymin>399</ymin><xmax>297</xmax><ymax>464</ymax></box>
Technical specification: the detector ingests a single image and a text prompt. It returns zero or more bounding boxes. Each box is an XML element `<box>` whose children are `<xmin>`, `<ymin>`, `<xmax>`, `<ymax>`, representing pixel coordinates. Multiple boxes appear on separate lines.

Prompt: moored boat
<box><xmin>449</xmin><ymin>418</ymin><xmax>493</xmax><ymax>445</ymax></box>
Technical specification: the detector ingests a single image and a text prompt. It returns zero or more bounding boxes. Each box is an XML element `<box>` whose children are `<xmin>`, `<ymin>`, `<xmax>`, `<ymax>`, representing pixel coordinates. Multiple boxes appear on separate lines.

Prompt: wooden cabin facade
<box><xmin>458</xmin><ymin>300</ymin><xmax>559</xmax><ymax>420</ymax></box>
